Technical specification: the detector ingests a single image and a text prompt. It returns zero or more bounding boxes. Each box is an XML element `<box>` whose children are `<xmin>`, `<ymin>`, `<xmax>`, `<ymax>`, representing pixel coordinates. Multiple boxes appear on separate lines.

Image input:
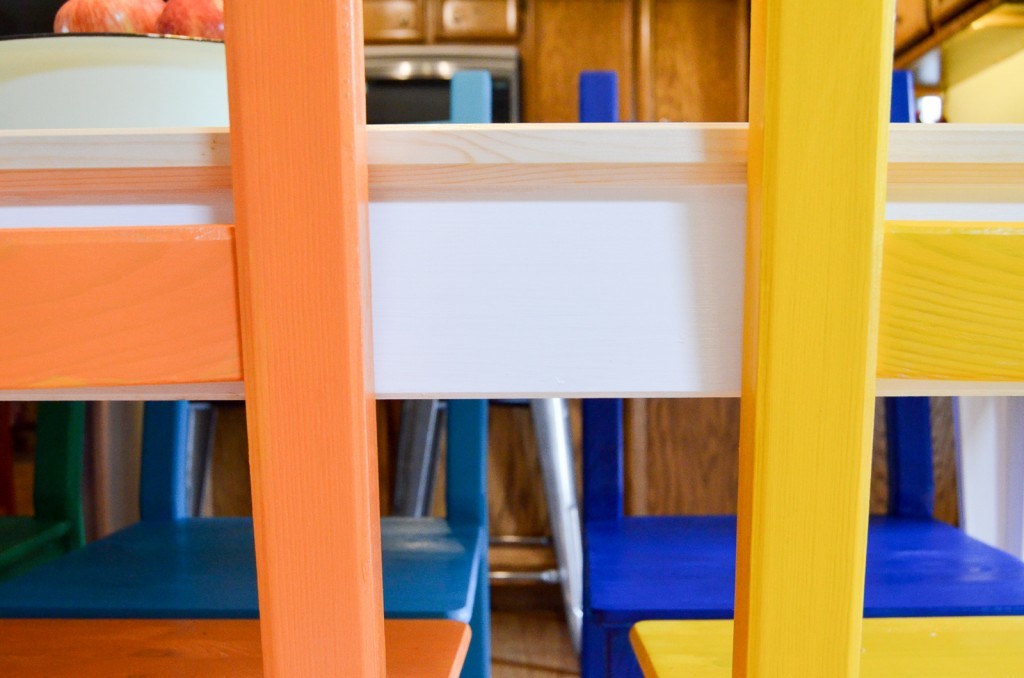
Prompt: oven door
<box><xmin>365</xmin><ymin>45</ymin><xmax>519</xmax><ymax>124</ymax></box>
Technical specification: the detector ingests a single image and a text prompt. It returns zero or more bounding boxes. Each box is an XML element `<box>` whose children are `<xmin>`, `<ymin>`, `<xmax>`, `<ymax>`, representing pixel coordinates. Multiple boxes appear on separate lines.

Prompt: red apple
<box><xmin>54</xmin><ymin>0</ymin><xmax>165</xmax><ymax>34</ymax></box>
<box><xmin>155</xmin><ymin>0</ymin><xmax>224</xmax><ymax>40</ymax></box>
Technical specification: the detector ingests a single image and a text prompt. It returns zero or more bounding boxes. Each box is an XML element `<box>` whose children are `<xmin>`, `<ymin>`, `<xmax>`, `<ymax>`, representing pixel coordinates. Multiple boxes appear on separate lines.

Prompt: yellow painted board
<box><xmin>631</xmin><ymin>618</ymin><xmax>1024</xmax><ymax>678</ymax></box>
<box><xmin>736</xmin><ymin>0</ymin><xmax>896</xmax><ymax>675</ymax></box>
<box><xmin>879</xmin><ymin>221</ymin><xmax>1024</xmax><ymax>382</ymax></box>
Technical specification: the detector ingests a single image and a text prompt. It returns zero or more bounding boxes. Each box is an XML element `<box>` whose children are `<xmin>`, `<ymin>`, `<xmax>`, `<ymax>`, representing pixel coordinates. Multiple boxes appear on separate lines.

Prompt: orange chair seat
<box><xmin>0</xmin><ymin>618</ymin><xmax>470</xmax><ymax>677</ymax></box>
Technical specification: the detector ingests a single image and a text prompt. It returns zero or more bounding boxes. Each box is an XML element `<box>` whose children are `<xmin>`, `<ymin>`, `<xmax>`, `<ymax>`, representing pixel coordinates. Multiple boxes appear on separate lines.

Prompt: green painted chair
<box><xmin>0</xmin><ymin>402</ymin><xmax>85</xmax><ymax>581</ymax></box>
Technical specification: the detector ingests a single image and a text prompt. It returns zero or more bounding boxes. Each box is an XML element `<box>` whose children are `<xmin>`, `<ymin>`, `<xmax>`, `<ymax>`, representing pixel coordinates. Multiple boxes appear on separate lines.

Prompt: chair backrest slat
<box><xmin>578</xmin><ymin>71</ymin><xmax>626</xmax><ymax>524</ymax></box>
<box><xmin>139</xmin><ymin>401</ymin><xmax>190</xmax><ymax>522</ymax></box>
<box><xmin>884</xmin><ymin>71</ymin><xmax>936</xmax><ymax>520</ymax></box>
<box><xmin>443</xmin><ymin>71</ymin><xmax>492</xmax><ymax>527</ymax></box>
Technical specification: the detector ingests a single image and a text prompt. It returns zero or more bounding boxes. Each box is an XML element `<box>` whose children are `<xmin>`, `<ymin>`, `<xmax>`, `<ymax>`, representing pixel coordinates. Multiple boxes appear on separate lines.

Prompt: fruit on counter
<box><xmin>54</xmin><ymin>0</ymin><xmax>165</xmax><ymax>34</ymax></box>
<box><xmin>155</xmin><ymin>0</ymin><xmax>224</xmax><ymax>40</ymax></box>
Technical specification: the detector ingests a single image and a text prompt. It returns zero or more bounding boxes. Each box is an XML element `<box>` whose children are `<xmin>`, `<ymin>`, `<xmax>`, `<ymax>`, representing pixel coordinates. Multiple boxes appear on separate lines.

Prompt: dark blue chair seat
<box><xmin>0</xmin><ymin>517</ymin><xmax>486</xmax><ymax>623</ymax></box>
<box><xmin>588</xmin><ymin>515</ymin><xmax>1024</xmax><ymax>625</ymax></box>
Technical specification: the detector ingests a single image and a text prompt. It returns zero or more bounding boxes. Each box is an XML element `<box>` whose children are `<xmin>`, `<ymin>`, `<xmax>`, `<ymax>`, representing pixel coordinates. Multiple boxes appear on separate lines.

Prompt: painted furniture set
<box><xmin>2</xmin><ymin>0</ymin><xmax>1024</xmax><ymax>675</ymax></box>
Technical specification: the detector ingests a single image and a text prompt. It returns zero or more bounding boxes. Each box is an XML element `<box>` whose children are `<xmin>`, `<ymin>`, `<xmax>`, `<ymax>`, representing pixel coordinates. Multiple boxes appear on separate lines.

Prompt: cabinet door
<box><xmin>895</xmin><ymin>0</ymin><xmax>930</xmax><ymax>52</ymax></box>
<box><xmin>438</xmin><ymin>0</ymin><xmax>517</xmax><ymax>40</ymax></box>
<box><xmin>928</xmin><ymin>0</ymin><xmax>977</xmax><ymax>23</ymax></box>
<box><xmin>520</xmin><ymin>0</ymin><xmax>635</xmax><ymax>122</ymax></box>
<box><xmin>637</xmin><ymin>0</ymin><xmax>748</xmax><ymax>122</ymax></box>
<box><xmin>364</xmin><ymin>0</ymin><xmax>425</xmax><ymax>43</ymax></box>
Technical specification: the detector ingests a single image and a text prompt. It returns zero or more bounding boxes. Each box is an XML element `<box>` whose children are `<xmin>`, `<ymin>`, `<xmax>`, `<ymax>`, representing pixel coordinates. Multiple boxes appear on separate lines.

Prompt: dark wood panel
<box><xmin>634</xmin><ymin>397</ymin><xmax>958</xmax><ymax>524</ymax></box>
<box><xmin>641</xmin><ymin>0</ymin><xmax>748</xmax><ymax>122</ymax></box>
<box><xmin>520</xmin><ymin>0</ymin><xmax>635</xmax><ymax>122</ymax></box>
<box><xmin>437</xmin><ymin>0</ymin><xmax>518</xmax><ymax>40</ymax></box>
<box><xmin>635</xmin><ymin>399</ymin><xmax>739</xmax><ymax>515</ymax></box>
<box><xmin>486</xmin><ymin>401</ymin><xmax>583</xmax><ymax>537</ymax></box>
<box><xmin>895</xmin><ymin>0</ymin><xmax>931</xmax><ymax>53</ymax></box>
<box><xmin>210</xmin><ymin>403</ymin><xmax>252</xmax><ymax>517</ymax></box>
<box><xmin>364</xmin><ymin>0</ymin><xmax>426</xmax><ymax>42</ymax></box>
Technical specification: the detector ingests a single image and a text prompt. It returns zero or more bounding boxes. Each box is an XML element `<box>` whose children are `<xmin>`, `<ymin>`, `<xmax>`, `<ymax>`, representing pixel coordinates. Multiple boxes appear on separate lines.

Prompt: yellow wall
<box><xmin>946</xmin><ymin>45</ymin><xmax>1024</xmax><ymax>122</ymax></box>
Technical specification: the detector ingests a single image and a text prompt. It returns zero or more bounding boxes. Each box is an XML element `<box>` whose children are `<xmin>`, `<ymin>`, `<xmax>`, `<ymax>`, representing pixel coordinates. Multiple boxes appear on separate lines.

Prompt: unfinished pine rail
<box><xmin>1</xmin><ymin>123</ymin><xmax>1022</xmax><ymax>400</ymax></box>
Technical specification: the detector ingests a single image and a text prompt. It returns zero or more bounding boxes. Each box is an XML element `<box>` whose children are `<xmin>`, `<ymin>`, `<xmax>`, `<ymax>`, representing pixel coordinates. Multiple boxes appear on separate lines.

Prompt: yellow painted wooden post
<box><xmin>734</xmin><ymin>0</ymin><xmax>896</xmax><ymax>676</ymax></box>
<box><xmin>224</xmin><ymin>0</ymin><xmax>386</xmax><ymax>675</ymax></box>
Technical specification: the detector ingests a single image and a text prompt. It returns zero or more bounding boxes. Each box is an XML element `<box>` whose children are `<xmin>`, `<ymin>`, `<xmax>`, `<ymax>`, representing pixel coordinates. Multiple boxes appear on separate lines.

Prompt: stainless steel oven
<box><xmin>365</xmin><ymin>45</ymin><xmax>519</xmax><ymax>123</ymax></box>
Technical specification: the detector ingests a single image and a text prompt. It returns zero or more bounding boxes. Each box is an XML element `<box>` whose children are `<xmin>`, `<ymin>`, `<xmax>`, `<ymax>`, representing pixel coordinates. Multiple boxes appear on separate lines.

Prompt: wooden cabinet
<box><xmin>928</xmin><ymin>0</ymin><xmax>976</xmax><ymax>23</ymax></box>
<box><xmin>365</xmin><ymin>0</ymin><xmax>517</xmax><ymax>43</ymax></box>
<box><xmin>895</xmin><ymin>0</ymin><xmax>931</xmax><ymax>53</ymax></box>
<box><xmin>520</xmin><ymin>0</ymin><xmax>635</xmax><ymax>122</ymax></box>
<box><xmin>438</xmin><ymin>0</ymin><xmax>518</xmax><ymax>40</ymax></box>
<box><xmin>637</xmin><ymin>0</ymin><xmax>748</xmax><ymax>122</ymax></box>
<box><xmin>365</xmin><ymin>0</ymin><xmax>426</xmax><ymax>42</ymax></box>
<box><xmin>519</xmin><ymin>0</ymin><xmax>747</xmax><ymax>124</ymax></box>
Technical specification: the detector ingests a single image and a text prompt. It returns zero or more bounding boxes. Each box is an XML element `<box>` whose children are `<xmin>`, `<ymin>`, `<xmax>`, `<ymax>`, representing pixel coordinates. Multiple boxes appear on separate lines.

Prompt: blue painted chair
<box><xmin>0</xmin><ymin>400</ymin><xmax>490</xmax><ymax>673</ymax></box>
<box><xmin>0</xmin><ymin>72</ymin><xmax>493</xmax><ymax>678</ymax></box>
<box><xmin>579</xmin><ymin>71</ymin><xmax>1024</xmax><ymax>678</ymax></box>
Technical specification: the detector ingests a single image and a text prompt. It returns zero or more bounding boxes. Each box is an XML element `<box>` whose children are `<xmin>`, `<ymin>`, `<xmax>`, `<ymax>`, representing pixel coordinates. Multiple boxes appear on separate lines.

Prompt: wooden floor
<box><xmin>491</xmin><ymin>587</ymin><xmax>579</xmax><ymax>677</ymax></box>
<box><xmin>492</xmin><ymin>610</ymin><xmax>578</xmax><ymax>677</ymax></box>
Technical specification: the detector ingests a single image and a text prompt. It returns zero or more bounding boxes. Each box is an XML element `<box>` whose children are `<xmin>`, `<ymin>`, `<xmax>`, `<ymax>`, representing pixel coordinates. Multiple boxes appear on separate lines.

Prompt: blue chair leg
<box><xmin>463</xmin><ymin>542</ymin><xmax>491</xmax><ymax>678</ymax></box>
<box><xmin>581</xmin><ymin>615</ymin><xmax>607</xmax><ymax>677</ymax></box>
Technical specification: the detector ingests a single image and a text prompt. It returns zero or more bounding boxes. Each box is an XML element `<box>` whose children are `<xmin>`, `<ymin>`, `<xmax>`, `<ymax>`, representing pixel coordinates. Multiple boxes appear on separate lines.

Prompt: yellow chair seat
<box><xmin>631</xmin><ymin>617</ymin><xmax>1024</xmax><ymax>677</ymax></box>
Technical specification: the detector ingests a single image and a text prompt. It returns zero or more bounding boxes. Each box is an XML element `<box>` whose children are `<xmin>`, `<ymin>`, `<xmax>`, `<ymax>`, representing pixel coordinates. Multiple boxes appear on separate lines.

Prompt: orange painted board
<box><xmin>0</xmin><ymin>618</ymin><xmax>470</xmax><ymax>678</ymax></box>
<box><xmin>0</xmin><ymin>225</ymin><xmax>241</xmax><ymax>389</ymax></box>
<box><xmin>223</xmin><ymin>0</ymin><xmax>384</xmax><ymax>675</ymax></box>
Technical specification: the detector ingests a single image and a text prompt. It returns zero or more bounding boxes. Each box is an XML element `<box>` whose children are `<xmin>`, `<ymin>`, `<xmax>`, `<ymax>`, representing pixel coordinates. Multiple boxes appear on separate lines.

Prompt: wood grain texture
<box><xmin>894</xmin><ymin>0</ymin><xmax>931</xmax><ymax>53</ymax></box>
<box><xmin>0</xmin><ymin>619</ymin><xmax>470</xmax><ymax>678</ymax></box>
<box><xmin>879</xmin><ymin>221</ymin><xmax>1024</xmax><ymax>381</ymax></box>
<box><xmin>639</xmin><ymin>397</ymin><xmax>958</xmax><ymax>525</ymax></box>
<box><xmin>223</xmin><ymin>0</ymin><xmax>385</xmax><ymax>674</ymax></box>
<box><xmin>640</xmin><ymin>0</ymin><xmax>747</xmax><ymax>123</ymax></box>
<box><xmin>5</xmin><ymin>124</ymin><xmax>1024</xmax><ymax>201</ymax></box>
<box><xmin>490</xmin><ymin>609</ymin><xmax>579</xmax><ymax>676</ymax></box>
<box><xmin>632</xmin><ymin>617</ymin><xmax>1024</xmax><ymax>678</ymax></box>
<box><xmin>211</xmin><ymin>403</ymin><xmax>253</xmax><ymax>517</ymax></box>
<box><xmin>438</xmin><ymin>0</ymin><xmax>518</xmax><ymax>41</ymax></box>
<box><xmin>733</xmin><ymin>0</ymin><xmax>895</xmax><ymax>675</ymax></box>
<box><xmin>641</xmin><ymin>399</ymin><xmax>739</xmax><ymax>516</ymax></box>
<box><xmin>0</xmin><ymin>129</ymin><xmax>230</xmax><ymax>172</ymax></box>
<box><xmin>364</xmin><ymin>0</ymin><xmax>426</xmax><ymax>42</ymax></box>
<box><xmin>0</xmin><ymin>226</ymin><xmax>241</xmax><ymax>390</ymax></box>
<box><xmin>485</xmin><ymin>401</ymin><xmax>582</xmax><ymax>539</ymax></box>
<box><xmin>520</xmin><ymin>0</ymin><xmax>635</xmax><ymax>122</ymax></box>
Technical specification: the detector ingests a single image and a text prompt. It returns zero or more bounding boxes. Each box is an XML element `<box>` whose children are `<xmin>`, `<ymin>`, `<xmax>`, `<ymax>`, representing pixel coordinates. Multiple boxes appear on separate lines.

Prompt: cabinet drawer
<box><xmin>928</xmin><ymin>0</ymin><xmax>976</xmax><ymax>24</ymax></box>
<box><xmin>438</xmin><ymin>0</ymin><xmax>517</xmax><ymax>40</ymax></box>
<box><xmin>365</xmin><ymin>0</ymin><xmax>424</xmax><ymax>42</ymax></box>
<box><xmin>895</xmin><ymin>0</ymin><xmax>930</xmax><ymax>51</ymax></box>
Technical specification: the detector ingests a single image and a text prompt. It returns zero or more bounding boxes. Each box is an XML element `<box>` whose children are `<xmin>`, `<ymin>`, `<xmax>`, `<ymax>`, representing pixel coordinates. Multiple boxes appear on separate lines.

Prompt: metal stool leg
<box><xmin>184</xmin><ymin>403</ymin><xmax>218</xmax><ymax>517</ymax></box>
<box><xmin>531</xmin><ymin>398</ymin><xmax>583</xmax><ymax>652</ymax></box>
<box><xmin>392</xmin><ymin>399</ymin><xmax>445</xmax><ymax>516</ymax></box>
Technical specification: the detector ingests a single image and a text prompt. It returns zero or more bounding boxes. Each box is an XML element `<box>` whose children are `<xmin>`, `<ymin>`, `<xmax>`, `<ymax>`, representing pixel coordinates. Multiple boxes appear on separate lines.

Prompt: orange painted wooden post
<box><xmin>223</xmin><ymin>0</ymin><xmax>385</xmax><ymax>675</ymax></box>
